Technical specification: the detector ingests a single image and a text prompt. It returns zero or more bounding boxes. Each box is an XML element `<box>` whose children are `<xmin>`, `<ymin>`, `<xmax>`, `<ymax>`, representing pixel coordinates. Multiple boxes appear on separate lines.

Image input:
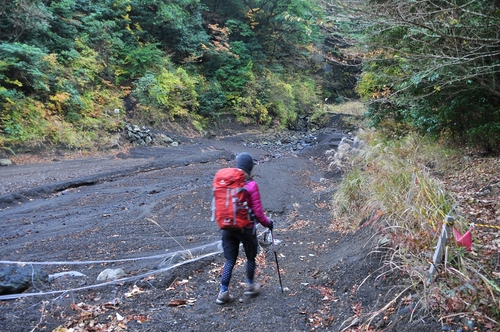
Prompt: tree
<box><xmin>0</xmin><ymin>0</ymin><xmax>52</xmax><ymax>43</ymax></box>
<box><xmin>241</xmin><ymin>0</ymin><xmax>324</xmax><ymax>59</ymax></box>
<box><xmin>338</xmin><ymin>0</ymin><xmax>500</xmax><ymax>149</ymax></box>
<box><xmin>129</xmin><ymin>0</ymin><xmax>210</xmax><ymax>60</ymax></box>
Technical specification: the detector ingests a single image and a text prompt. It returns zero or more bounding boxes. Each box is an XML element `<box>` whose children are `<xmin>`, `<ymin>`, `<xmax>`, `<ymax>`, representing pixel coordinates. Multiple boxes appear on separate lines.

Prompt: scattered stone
<box><xmin>204</xmin><ymin>130</ymin><xmax>216</xmax><ymax>138</ymax></box>
<box><xmin>124</xmin><ymin>122</ymin><xmax>179</xmax><ymax>147</ymax></box>
<box><xmin>157</xmin><ymin>134</ymin><xmax>173</xmax><ymax>145</ymax></box>
<box><xmin>0</xmin><ymin>158</ymin><xmax>12</xmax><ymax>166</ymax></box>
<box><xmin>125</xmin><ymin>123</ymin><xmax>153</xmax><ymax>145</ymax></box>
<box><xmin>48</xmin><ymin>271</ymin><xmax>86</xmax><ymax>281</ymax></box>
<box><xmin>97</xmin><ymin>268</ymin><xmax>126</xmax><ymax>282</ymax></box>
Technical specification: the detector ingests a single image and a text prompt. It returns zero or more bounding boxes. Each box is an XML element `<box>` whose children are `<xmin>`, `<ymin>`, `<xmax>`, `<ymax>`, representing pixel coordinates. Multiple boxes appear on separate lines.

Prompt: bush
<box><xmin>133</xmin><ymin>67</ymin><xmax>200</xmax><ymax>119</ymax></box>
<box><xmin>197</xmin><ymin>81</ymin><xmax>226</xmax><ymax>117</ymax></box>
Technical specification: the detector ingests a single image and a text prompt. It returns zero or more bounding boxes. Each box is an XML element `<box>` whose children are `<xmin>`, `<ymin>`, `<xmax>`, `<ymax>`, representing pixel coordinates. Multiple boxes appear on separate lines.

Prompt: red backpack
<box><xmin>211</xmin><ymin>168</ymin><xmax>252</xmax><ymax>229</ymax></box>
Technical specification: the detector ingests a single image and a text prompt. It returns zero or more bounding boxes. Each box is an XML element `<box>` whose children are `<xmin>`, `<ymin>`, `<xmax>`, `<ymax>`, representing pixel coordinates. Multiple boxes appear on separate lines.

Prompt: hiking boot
<box><xmin>244</xmin><ymin>282</ymin><xmax>261</xmax><ymax>296</ymax></box>
<box><xmin>216</xmin><ymin>290</ymin><xmax>234</xmax><ymax>305</ymax></box>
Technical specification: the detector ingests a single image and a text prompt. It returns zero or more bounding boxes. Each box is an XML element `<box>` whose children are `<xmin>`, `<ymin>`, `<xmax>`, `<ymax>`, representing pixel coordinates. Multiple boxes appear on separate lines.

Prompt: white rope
<box><xmin>0</xmin><ymin>240</ymin><xmax>224</xmax><ymax>266</ymax></box>
<box><xmin>0</xmin><ymin>228</ymin><xmax>275</xmax><ymax>301</ymax></box>
<box><xmin>0</xmin><ymin>249</ymin><xmax>223</xmax><ymax>301</ymax></box>
<box><xmin>0</xmin><ymin>253</ymin><xmax>173</xmax><ymax>266</ymax></box>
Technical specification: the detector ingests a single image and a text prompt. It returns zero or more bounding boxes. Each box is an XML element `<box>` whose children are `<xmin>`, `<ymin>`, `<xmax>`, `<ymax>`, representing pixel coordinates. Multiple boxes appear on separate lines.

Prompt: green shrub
<box><xmin>266</xmin><ymin>75</ymin><xmax>296</xmax><ymax>127</ymax></box>
<box><xmin>197</xmin><ymin>80</ymin><xmax>226</xmax><ymax>117</ymax></box>
<box><xmin>133</xmin><ymin>67</ymin><xmax>200</xmax><ymax>119</ymax></box>
<box><xmin>123</xmin><ymin>43</ymin><xmax>164</xmax><ymax>79</ymax></box>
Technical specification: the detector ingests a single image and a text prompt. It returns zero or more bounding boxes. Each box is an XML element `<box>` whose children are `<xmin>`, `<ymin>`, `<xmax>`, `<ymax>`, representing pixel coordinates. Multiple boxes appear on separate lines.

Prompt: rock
<box><xmin>0</xmin><ymin>265</ymin><xmax>48</xmax><ymax>295</ymax></box>
<box><xmin>157</xmin><ymin>134</ymin><xmax>173</xmax><ymax>145</ymax></box>
<box><xmin>204</xmin><ymin>130</ymin><xmax>216</xmax><ymax>138</ymax></box>
<box><xmin>106</xmin><ymin>134</ymin><xmax>121</xmax><ymax>149</ymax></box>
<box><xmin>124</xmin><ymin>122</ymin><xmax>178</xmax><ymax>147</ymax></box>
<box><xmin>97</xmin><ymin>268</ymin><xmax>126</xmax><ymax>282</ymax></box>
<box><xmin>48</xmin><ymin>271</ymin><xmax>86</xmax><ymax>281</ymax></box>
<box><xmin>0</xmin><ymin>158</ymin><xmax>12</xmax><ymax>166</ymax></box>
<box><xmin>124</xmin><ymin>122</ymin><xmax>154</xmax><ymax>145</ymax></box>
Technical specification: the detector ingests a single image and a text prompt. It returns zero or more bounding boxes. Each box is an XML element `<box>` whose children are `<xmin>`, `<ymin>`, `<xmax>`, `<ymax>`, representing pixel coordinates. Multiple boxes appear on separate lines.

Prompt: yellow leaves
<box><xmin>47</xmin><ymin>92</ymin><xmax>71</xmax><ymax>116</ymax></box>
<box><xmin>4</xmin><ymin>78</ymin><xmax>23</xmax><ymax>87</ymax></box>
<box><xmin>288</xmin><ymin>219</ymin><xmax>311</xmax><ymax>231</ymax></box>
<box><xmin>43</xmin><ymin>53</ymin><xmax>59</xmax><ymax>67</ymax></box>
<box><xmin>50</xmin><ymin>92</ymin><xmax>71</xmax><ymax>104</ymax></box>
<box><xmin>134</xmin><ymin>22</ymin><xmax>143</xmax><ymax>31</ymax></box>
<box><xmin>246</xmin><ymin>8</ymin><xmax>263</xmax><ymax>29</ymax></box>
<box><xmin>207</xmin><ymin>24</ymin><xmax>233</xmax><ymax>54</ymax></box>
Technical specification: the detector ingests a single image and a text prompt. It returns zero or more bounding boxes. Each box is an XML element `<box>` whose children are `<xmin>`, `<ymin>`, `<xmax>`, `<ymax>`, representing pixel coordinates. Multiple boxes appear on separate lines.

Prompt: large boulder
<box><xmin>0</xmin><ymin>265</ymin><xmax>48</xmax><ymax>295</ymax></box>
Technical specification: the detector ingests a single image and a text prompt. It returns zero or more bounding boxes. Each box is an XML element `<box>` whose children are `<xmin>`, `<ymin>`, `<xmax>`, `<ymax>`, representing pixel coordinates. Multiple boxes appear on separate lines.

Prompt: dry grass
<box><xmin>324</xmin><ymin>101</ymin><xmax>366</xmax><ymax>116</ymax></box>
<box><xmin>328</xmin><ymin>129</ymin><xmax>500</xmax><ymax>329</ymax></box>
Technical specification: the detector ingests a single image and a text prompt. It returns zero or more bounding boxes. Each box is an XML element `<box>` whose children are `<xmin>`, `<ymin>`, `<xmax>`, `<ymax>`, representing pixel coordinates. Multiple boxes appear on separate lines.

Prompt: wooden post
<box><xmin>428</xmin><ymin>215</ymin><xmax>454</xmax><ymax>282</ymax></box>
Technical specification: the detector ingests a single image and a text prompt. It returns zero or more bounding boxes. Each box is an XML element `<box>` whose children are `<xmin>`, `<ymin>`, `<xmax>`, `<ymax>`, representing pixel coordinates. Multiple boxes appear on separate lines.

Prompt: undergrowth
<box><xmin>328</xmin><ymin>129</ymin><xmax>500</xmax><ymax>330</ymax></box>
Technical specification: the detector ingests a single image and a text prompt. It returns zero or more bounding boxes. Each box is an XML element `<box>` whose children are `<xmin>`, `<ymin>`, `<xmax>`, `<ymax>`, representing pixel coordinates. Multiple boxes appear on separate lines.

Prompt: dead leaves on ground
<box><xmin>288</xmin><ymin>219</ymin><xmax>312</xmax><ymax>230</ymax></box>
<box><xmin>306</xmin><ymin>285</ymin><xmax>338</xmax><ymax>330</ymax></box>
<box><xmin>53</xmin><ymin>299</ymin><xmax>150</xmax><ymax>332</ymax></box>
<box><xmin>124</xmin><ymin>285</ymin><xmax>145</xmax><ymax>298</ymax></box>
<box><xmin>312</xmin><ymin>285</ymin><xmax>337</xmax><ymax>303</ymax></box>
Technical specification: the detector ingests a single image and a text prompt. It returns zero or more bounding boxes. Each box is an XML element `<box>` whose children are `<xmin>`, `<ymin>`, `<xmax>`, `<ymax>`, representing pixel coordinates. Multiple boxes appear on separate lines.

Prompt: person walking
<box><xmin>216</xmin><ymin>152</ymin><xmax>274</xmax><ymax>304</ymax></box>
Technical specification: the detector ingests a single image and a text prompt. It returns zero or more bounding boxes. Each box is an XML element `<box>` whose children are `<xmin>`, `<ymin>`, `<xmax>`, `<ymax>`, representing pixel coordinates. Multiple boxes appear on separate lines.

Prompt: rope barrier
<box><xmin>0</xmin><ymin>250</ymin><xmax>223</xmax><ymax>301</ymax></box>
<box><xmin>0</xmin><ymin>229</ymin><xmax>272</xmax><ymax>301</ymax></box>
<box><xmin>0</xmin><ymin>253</ymin><xmax>175</xmax><ymax>266</ymax></box>
<box><xmin>472</xmin><ymin>223</ymin><xmax>500</xmax><ymax>230</ymax></box>
<box><xmin>410</xmin><ymin>172</ymin><xmax>500</xmax><ymax>232</ymax></box>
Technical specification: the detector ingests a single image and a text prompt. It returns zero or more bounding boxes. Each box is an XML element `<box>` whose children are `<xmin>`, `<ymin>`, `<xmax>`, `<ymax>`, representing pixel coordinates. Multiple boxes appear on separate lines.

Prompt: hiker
<box><xmin>216</xmin><ymin>152</ymin><xmax>274</xmax><ymax>304</ymax></box>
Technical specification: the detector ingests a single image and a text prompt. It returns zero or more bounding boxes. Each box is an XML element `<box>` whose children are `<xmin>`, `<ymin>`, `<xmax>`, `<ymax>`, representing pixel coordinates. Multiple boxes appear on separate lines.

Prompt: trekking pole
<box><xmin>271</xmin><ymin>229</ymin><xmax>284</xmax><ymax>292</ymax></box>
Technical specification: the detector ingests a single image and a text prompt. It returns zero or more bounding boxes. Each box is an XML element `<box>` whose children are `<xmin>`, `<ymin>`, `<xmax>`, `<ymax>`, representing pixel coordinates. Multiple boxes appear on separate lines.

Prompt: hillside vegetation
<box><xmin>328</xmin><ymin>128</ymin><xmax>500</xmax><ymax>329</ymax></box>
<box><xmin>1</xmin><ymin>1</ymin><xmax>499</xmax><ymax>152</ymax></box>
<box><xmin>0</xmin><ymin>0</ymin><xmax>359</xmax><ymax>150</ymax></box>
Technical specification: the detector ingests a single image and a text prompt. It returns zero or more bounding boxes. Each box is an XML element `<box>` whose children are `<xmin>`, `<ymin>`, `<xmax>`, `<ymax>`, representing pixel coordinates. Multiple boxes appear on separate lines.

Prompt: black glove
<box><xmin>268</xmin><ymin>219</ymin><xmax>274</xmax><ymax>231</ymax></box>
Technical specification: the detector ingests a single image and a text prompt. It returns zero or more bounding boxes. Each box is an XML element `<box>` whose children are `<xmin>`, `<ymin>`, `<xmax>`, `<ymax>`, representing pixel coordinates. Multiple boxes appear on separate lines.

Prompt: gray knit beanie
<box><xmin>235</xmin><ymin>152</ymin><xmax>254</xmax><ymax>175</ymax></box>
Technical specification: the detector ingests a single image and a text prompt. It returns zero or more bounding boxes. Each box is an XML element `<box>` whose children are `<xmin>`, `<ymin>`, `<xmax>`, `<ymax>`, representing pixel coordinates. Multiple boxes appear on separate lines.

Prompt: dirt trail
<box><xmin>0</xmin><ymin>129</ymin><xmax>442</xmax><ymax>331</ymax></box>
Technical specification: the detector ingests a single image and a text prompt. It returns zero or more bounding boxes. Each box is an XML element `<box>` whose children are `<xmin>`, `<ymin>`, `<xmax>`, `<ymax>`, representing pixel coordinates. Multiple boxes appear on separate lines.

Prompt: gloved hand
<box><xmin>268</xmin><ymin>219</ymin><xmax>274</xmax><ymax>231</ymax></box>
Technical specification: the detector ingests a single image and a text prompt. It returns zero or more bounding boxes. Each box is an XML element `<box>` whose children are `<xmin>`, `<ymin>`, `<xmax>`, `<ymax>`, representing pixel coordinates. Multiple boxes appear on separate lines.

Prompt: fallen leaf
<box><xmin>167</xmin><ymin>299</ymin><xmax>187</xmax><ymax>307</ymax></box>
<box><xmin>125</xmin><ymin>285</ymin><xmax>144</xmax><ymax>298</ymax></box>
